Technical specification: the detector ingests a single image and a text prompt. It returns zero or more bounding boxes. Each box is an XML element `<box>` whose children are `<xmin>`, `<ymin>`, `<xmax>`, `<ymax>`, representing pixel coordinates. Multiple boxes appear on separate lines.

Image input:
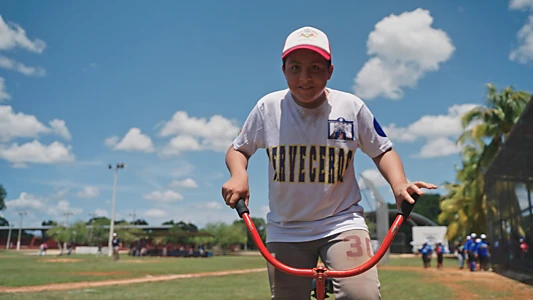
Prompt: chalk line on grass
<box><xmin>0</xmin><ymin>268</ymin><xmax>267</xmax><ymax>294</ymax></box>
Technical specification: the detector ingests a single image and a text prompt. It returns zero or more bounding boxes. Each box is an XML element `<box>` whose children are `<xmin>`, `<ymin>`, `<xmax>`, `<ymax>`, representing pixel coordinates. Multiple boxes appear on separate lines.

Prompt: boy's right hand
<box><xmin>221</xmin><ymin>174</ymin><xmax>250</xmax><ymax>209</ymax></box>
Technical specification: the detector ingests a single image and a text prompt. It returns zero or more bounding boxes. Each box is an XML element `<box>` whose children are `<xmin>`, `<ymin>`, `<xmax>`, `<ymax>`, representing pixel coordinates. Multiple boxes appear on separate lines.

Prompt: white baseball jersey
<box><xmin>233</xmin><ymin>88</ymin><xmax>392</xmax><ymax>243</ymax></box>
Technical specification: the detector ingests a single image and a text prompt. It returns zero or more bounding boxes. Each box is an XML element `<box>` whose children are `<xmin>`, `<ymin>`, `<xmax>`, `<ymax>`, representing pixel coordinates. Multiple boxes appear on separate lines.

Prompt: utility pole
<box><xmin>129</xmin><ymin>210</ymin><xmax>136</xmax><ymax>224</ymax></box>
<box><xmin>6</xmin><ymin>224</ymin><xmax>13</xmax><ymax>250</ymax></box>
<box><xmin>108</xmin><ymin>163</ymin><xmax>125</xmax><ymax>256</ymax></box>
<box><xmin>16</xmin><ymin>212</ymin><xmax>27</xmax><ymax>251</ymax></box>
<box><xmin>64</xmin><ymin>212</ymin><xmax>74</xmax><ymax>227</ymax></box>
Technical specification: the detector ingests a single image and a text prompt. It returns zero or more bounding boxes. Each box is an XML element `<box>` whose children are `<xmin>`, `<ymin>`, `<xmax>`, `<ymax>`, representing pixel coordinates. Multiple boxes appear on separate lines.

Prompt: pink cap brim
<box><xmin>282</xmin><ymin>45</ymin><xmax>331</xmax><ymax>60</ymax></box>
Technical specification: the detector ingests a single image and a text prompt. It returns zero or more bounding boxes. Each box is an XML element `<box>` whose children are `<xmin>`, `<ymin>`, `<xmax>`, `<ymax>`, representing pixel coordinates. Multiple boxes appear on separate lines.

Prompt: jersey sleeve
<box><xmin>232</xmin><ymin>103</ymin><xmax>265</xmax><ymax>156</ymax></box>
<box><xmin>357</xmin><ymin>104</ymin><xmax>393</xmax><ymax>158</ymax></box>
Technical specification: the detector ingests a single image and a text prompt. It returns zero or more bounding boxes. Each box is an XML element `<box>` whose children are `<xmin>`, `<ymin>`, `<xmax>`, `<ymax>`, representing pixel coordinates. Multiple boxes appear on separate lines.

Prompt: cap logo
<box><xmin>299</xmin><ymin>31</ymin><xmax>317</xmax><ymax>38</ymax></box>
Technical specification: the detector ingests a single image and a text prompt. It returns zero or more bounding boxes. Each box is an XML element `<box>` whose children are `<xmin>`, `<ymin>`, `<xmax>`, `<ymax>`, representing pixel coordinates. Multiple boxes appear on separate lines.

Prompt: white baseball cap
<box><xmin>282</xmin><ymin>26</ymin><xmax>331</xmax><ymax>61</ymax></box>
<box><xmin>481</xmin><ymin>234</ymin><xmax>487</xmax><ymax>239</ymax></box>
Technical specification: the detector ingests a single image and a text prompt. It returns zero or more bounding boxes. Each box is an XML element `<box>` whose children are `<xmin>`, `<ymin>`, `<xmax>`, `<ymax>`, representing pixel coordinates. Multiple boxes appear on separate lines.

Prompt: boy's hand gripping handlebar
<box><xmin>233</xmin><ymin>193</ymin><xmax>420</xmax><ymax>300</ymax></box>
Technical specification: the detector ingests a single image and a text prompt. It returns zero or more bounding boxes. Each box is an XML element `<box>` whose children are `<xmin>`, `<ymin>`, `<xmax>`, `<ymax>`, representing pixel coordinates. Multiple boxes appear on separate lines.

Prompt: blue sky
<box><xmin>1</xmin><ymin>0</ymin><xmax>532</xmax><ymax>229</ymax></box>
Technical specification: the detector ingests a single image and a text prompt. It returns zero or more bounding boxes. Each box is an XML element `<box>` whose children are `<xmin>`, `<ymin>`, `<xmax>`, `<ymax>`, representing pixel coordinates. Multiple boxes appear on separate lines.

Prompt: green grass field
<box><xmin>0</xmin><ymin>250</ymin><xmax>531</xmax><ymax>299</ymax></box>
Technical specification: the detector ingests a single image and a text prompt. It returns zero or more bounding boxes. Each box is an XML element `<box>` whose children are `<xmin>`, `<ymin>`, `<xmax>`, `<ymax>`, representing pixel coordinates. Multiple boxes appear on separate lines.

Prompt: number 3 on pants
<box><xmin>344</xmin><ymin>236</ymin><xmax>372</xmax><ymax>258</ymax></box>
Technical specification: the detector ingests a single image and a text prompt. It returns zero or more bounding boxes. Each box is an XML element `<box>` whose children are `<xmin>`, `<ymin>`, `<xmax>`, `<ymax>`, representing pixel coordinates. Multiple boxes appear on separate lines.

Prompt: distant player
<box><xmin>112</xmin><ymin>232</ymin><xmax>121</xmax><ymax>261</ymax></box>
<box><xmin>435</xmin><ymin>241</ymin><xmax>444</xmax><ymax>269</ymax></box>
<box><xmin>466</xmin><ymin>233</ymin><xmax>477</xmax><ymax>271</ymax></box>
<box><xmin>454</xmin><ymin>240</ymin><xmax>465</xmax><ymax>269</ymax></box>
<box><xmin>418</xmin><ymin>241</ymin><xmax>432</xmax><ymax>268</ymax></box>
<box><xmin>476</xmin><ymin>236</ymin><xmax>490</xmax><ymax>271</ymax></box>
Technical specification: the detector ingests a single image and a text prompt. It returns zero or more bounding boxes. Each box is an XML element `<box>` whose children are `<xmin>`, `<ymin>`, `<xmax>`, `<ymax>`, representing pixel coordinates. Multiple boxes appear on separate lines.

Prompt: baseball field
<box><xmin>0</xmin><ymin>250</ymin><xmax>532</xmax><ymax>299</ymax></box>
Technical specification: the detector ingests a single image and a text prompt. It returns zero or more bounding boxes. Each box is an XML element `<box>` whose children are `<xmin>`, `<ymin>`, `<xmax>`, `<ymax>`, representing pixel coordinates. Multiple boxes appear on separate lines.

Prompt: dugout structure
<box><xmin>484</xmin><ymin>95</ymin><xmax>533</xmax><ymax>280</ymax></box>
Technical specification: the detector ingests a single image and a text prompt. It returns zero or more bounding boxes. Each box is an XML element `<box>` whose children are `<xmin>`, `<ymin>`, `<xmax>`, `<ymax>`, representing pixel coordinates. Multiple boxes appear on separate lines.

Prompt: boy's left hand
<box><xmin>393</xmin><ymin>181</ymin><xmax>437</xmax><ymax>209</ymax></box>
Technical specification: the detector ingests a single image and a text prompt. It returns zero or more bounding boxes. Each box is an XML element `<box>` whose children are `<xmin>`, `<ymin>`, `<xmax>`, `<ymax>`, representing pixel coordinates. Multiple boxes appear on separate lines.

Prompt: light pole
<box><xmin>107</xmin><ymin>163</ymin><xmax>125</xmax><ymax>256</ymax></box>
<box><xmin>16</xmin><ymin>211</ymin><xmax>27</xmax><ymax>251</ymax></box>
<box><xmin>129</xmin><ymin>210</ymin><xmax>136</xmax><ymax>224</ymax></box>
<box><xmin>64</xmin><ymin>212</ymin><xmax>74</xmax><ymax>227</ymax></box>
<box><xmin>6</xmin><ymin>223</ymin><xmax>13</xmax><ymax>250</ymax></box>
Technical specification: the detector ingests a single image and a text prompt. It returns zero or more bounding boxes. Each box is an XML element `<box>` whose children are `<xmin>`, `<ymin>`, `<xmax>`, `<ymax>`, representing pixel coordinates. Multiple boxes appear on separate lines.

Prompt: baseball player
<box><xmin>435</xmin><ymin>241</ymin><xmax>444</xmax><ymax>269</ymax></box>
<box><xmin>475</xmin><ymin>236</ymin><xmax>490</xmax><ymax>271</ymax></box>
<box><xmin>418</xmin><ymin>241</ymin><xmax>433</xmax><ymax>268</ymax></box>
<box><xmin>466</xmin><ymin>233</ymin><xmax>477</xmax><ymax>271</ymax></box>
<box><xmin>222</xmin><ymin>25</ymin><xmax>437</xmax><ymax>300</ymax></box>
<box><xmin>112</xmin><ymin>232</ymin><xmax>121</xmax><ymax>261</ymax></box>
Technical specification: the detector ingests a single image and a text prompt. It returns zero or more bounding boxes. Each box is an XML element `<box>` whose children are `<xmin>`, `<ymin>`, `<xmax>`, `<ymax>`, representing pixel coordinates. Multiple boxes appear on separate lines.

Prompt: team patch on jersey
<box><xmin>373</xmin><ymin>118</ymin><xmax>387</xmax><ymax>137</ymax></box>
<box><xmin>328</xmin><ymin>117</ymin><xmax>354</xmax><ymax>141</ymax></box>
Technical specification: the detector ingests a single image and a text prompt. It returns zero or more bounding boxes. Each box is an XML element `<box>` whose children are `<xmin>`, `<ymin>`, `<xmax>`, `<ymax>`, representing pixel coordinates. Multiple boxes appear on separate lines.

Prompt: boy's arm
<box><xmin>222</xmin><ymin>146</ymin><xmax>251</xmax><ymax>208</ymax></box>
<box><xmin>225</xmin><ymin>145</ymin><xmax>250</xmax><ymax>177</ymax></box>
<box><xmin>372</xmin><ymin>148</ymin><xmax>436</xmax><ymax>210</ymax></box>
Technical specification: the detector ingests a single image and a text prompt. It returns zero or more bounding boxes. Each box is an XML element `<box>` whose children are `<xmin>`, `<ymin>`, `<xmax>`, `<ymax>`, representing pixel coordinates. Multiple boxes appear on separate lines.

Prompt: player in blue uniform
<box><xmin>418</xmin><ymin>241</ymin><xmax>432</xmax><ymax>268</ymax></box>
<box><xmin>476</xmin><ymin>235</ymin><xmax>490</xmax><ymax>271</ymax></box>
<box><xmin>466</xmin><ymin>233</ymin><xmax>477</xmax><ymax>271</ymax></box>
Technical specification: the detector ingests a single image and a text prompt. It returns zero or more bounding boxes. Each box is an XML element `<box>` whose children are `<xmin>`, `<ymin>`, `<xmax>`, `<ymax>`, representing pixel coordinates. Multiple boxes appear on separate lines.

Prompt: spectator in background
<box><xmin>455</xmin><ymin>240</ymin><xmax>465</xmax><ymax>269</ymax></box>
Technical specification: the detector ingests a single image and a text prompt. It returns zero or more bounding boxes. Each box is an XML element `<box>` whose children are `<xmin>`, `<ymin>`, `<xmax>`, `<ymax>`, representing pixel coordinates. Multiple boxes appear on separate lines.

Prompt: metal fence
<box><xmin>484</xmin><ymin>96</ymin><xmax>533</xmax><ymax>276</ymax></box>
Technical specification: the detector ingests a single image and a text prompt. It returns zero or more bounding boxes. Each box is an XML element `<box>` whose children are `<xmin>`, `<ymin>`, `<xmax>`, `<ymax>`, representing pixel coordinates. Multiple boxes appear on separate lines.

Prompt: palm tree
<box><xmin>458</xmin><ymin>84</ymin><xmax>531</xmax><ymax>171</ymax></box>
<box><xmin>441</xmin><ymin>84</ymin><xmax>531</xmax><ymax>241</ymax></box>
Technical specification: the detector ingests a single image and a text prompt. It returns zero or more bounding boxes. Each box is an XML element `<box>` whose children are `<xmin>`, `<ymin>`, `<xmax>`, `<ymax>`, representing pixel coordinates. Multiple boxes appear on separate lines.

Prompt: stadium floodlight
<box><xmin>16</xmin><ymin>211</ymin><xmax>27</xmax><ymax>251</ymax></box>
<box><xmin>107</xmin><ymin>163</ymin><xmax>125</xmax><ymax>256</ymax></box>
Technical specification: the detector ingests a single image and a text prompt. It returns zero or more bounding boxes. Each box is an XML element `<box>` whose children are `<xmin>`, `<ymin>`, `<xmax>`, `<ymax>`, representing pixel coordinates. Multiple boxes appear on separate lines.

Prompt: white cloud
<box><xmin>0</xmin><ymin>15</ymin><xmax>46</xmax><ymax>76</ymax></box>
<box><xmin>49</xmin><ymin>119</ymin><xmax>72</xmax><ymax>141</ymax></box>
<box><xmin>145</xmin><ymin>209</ymin><xmax>169</xmax><ymax>218</ymax></box>
<box><xmin>169</xmin><ymin>178</ymin><xmax>198</xmax><ymax>189</ymax></box>
<box><xmin>383</xmin><ymin>104</ymin><xmax>477</xmax><ymax>158</ymax></box>
<box><xmin>354</xmin><ymin>8</ymin><xmax>455</xmax><ymax>100</ymax></box>
<box><xmin>0</xmin><ymin>105</ymin><xmax>71</xmax><ymax>142</ymax></box>
<box><xmin>5</xmin><ymin>192</ymin><xmax>47</xmax><ymax>211</ymax></box>
<box><xmin>158</xmin><ymin>111</ymin><xmax>240</xmax><ymax>155</ymax></box>
<box><xmin>359</xmin><ymin>169</ymin><xmax>389</xmax><ymax>188</ymax></box>
<box><xmin>160</xmin><ymin>135</ymin><xmax>203</xmax><ymax>156</ymax></box>
<box><xmin>77</xmin><ymin>186</ymin><xmax>100</xmax><ymax>199</ymax></box>
<box><xmin>195</xmin><ymin>201</ymin><xmax>223</xmax><ymax>210</ymax></box>
<box><xmin>51</xmin><ymin>188</ymin><xmax>69</xmax><ymax>200</ymax></box>
<box><xmin>510</xmin><ymin>0</ymin><xmax>533</xmax><ymax>10</ymax></box>
<box><xmin>143</xmin><ymin>190</ymin><xmax>184</xmax><ymax>202</ymax></box>
<box><xmin>510</xmin><ymin>15</ymin><xmax>533</xmax><ymax>64</ymax></box>
<box><xmin>0</xmin><ymin>55</ymin><xmax>46</xmax><ymax>76</ymax></box>
<box><xmin>0</xmin><ymin>77</ymin><xmax>10</xmax><ymax>102</ymax></box>
<box><xmin>0</xmin><ymin>15</ymin><xmax>46</xmax><ymax>53</ymax></box>
<box><xmin>0</xmin><ymin>140</ymin><xmax>75</xmax><ymax>167</ymax></box>
<box><xmin>93</xmin><ymin>208</ymin><xmax>108</xmax><ymax>218</ymax></box>
<box><xmin>105</xmin><ymin>128</ymin><xmax>155</xmax><ymax>153</ymax></box>
<box><xmin>415</xmin><ymin>137</ymin><xmax>461</xmax><ymax>158</ymax></box>
<box><xmin>55</xmin><ymin>200</ymin><xmax>83</xmax><ymax>217</ymax></box>
<box><xmin>384</xmin><ymin>104</ymin><xmax>478</xmax><ymax>142</ymax></box>
<box><xmin>5</xmin><ymin>192</ymin><xmax>82</xmax><ymax>222</ymax></box>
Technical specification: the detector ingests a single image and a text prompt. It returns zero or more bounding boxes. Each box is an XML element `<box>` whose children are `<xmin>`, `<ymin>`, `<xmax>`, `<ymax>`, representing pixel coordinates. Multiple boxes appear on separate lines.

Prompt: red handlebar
<box><xmin>241</xmin><ymin>211</ymin><xmax>407</xmax><ymax>278</ymax></box>
<box><xmin>233</xmin><ymin>194</ymin><xmax>419</xmax><ymax>300</ymax></box>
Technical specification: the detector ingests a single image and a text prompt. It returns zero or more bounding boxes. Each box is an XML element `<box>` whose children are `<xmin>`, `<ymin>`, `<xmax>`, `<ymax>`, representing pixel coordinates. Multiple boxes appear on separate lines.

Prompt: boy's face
<box><xmin>282</xmin><ymin>49</ymin><xmax>333</xmax><ymax>107</ymax></box>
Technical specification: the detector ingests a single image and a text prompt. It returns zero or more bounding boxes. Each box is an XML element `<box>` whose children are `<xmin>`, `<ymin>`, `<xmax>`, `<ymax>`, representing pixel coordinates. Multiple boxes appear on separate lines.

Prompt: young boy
<box><xmin>222</xmin><ymin>26</ymin><xmax>436</xmax><ymax>300</ymax></box>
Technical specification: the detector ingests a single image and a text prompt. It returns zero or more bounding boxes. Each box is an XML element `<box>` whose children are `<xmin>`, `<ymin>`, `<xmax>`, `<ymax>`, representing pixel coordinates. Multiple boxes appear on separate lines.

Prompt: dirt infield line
<box><xmin>0</xmin><ymin>268</ymin><xmax>267</xmax><ymax>294</ymax></box>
